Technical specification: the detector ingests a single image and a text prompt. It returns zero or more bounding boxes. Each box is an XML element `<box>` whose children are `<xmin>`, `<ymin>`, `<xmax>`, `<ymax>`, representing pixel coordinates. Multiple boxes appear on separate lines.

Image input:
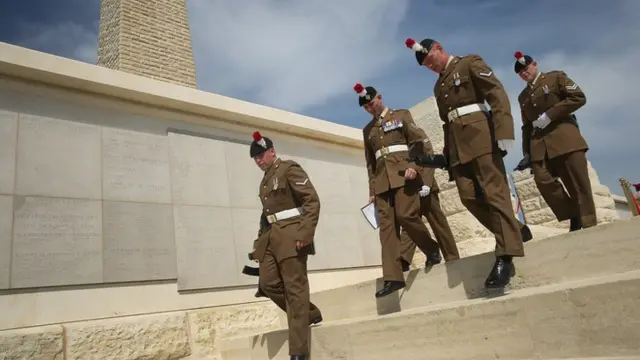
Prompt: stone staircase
<box><xmin>217</xmin><ymin>217</ymin><xmax>640</xmax><ymax>359</ymax></box>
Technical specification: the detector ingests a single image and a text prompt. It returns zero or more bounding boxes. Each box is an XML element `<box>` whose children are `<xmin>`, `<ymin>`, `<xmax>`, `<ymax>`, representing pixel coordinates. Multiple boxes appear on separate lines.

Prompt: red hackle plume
<box><xmin>353</xmin><ymin>83</ymin><xmax>364</xmax><ymax>94</ymax></box>
<box><xmin>405</xmin><ymin>38</ymin><xmax>416</xmax><ymax>48</ymax></box>
<box><xmin>514</xmin><ymin>51</ymin><xmax>523</xmax><ymax>59</ymax></box>
<box><xmin>252</xmin><ymin>131</ymin><xmax>262</xmax><ymax>141</ymax></box>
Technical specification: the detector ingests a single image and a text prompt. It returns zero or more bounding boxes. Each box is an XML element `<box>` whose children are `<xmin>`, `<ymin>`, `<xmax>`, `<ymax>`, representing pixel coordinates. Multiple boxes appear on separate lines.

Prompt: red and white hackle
<box><xmin>514</xmin><ymin>51</ymin><xmax>526</xmax><ymax>65</ymax></box>
<box><xmin>253</xmin><ymin>131</ymin><xmax>266</xmax><ymax>148</ymax></box>
<box><xmin>353</xmin><ymin>83</ymin><xmax>367</xmax><ymax>98</ymax></box>
<box><xmin>405</xmin><ymin>38</ymin><xmax>423</xmax><ymax>52</ymax></box>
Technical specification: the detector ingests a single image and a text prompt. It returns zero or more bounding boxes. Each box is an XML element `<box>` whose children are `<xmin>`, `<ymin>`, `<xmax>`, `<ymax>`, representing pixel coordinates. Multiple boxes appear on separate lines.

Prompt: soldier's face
<box><xmin>253</xmin><ymin>148</ymin><xmax>276</xmax><ymax>170</ymax></box>
<box><xmin>363</xmin><ymin>95</ymin><xmax>384</xmax><ymax>116</ymax></box>
<box><xmin>421</xmin><ymin>48</ymin><xmax>447</xmax><ymax>73</ymax></box>
<box><xmin>518</xmin><ymin>63</ymin><xmax>538</xmax><ymax>82</ymax></box>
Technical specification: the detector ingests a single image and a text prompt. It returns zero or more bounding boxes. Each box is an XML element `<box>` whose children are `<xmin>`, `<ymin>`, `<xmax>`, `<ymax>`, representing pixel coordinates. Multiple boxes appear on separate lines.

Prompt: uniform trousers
<box><xmin>376</xmin><ymin>183</ymin><xmax>441</xmax><ymax>282</ymax></box>
<box><xmin>531</xmin><ymin>149</ymin><xmax>596</xmax><ymax>227</ymax></box>
<box><xmin>400</xmin><ymin>190</ymin><xmax>460</xmax><ymax>263</ymax></box>
<box><xmin>451</xmin><ymin>151</ymin><xmax>524</xmax><ymax>257</ymax></box>
<box><xmin>259</xmin><ymin>245</ymin><xmax>321</xmax><ymax>356</ymax></box>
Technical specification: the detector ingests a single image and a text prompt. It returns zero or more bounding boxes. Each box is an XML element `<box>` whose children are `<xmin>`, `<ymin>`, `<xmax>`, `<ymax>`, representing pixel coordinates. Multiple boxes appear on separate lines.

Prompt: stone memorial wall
<box><xmin>0</xmin><ymin>80</ymin><xmax>380</xmax><ymax>293</ymax></box>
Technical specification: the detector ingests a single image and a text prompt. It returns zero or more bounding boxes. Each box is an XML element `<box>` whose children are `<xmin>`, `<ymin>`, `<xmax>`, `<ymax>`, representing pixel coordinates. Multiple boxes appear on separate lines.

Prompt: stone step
<box><xmin>219</xmin><ymin>269</ymin><xmax>640</xmax><ymax>360</ymax></box>
<box><xmin>304</xmin><ymin>217</ymin><xmax>640</xmax><ymax>323</ymax></box>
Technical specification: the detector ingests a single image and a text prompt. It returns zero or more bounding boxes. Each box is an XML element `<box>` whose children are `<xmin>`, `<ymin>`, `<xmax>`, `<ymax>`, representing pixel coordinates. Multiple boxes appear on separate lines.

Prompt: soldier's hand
<box><xmin>514</xmin><ymin>154</ymin><xmax>532</xmax><ymax>171</ymax></box>
<box><xmin>296</xmin><ymin>241</ymin><xmax>303</xmax><ymax>250</ymax></box>
<box><xmin>369</xmin><ymin>196</ymin><xmax>375</xmax><ymax>204</ymax></box>
<box><xmin>248</xmin><ymin>249</ymin><xmax>258</xmax><ymax>262</ymax></box>
<box><xmin>404</xmin><ymin>167</ymin><xmax>417</xmax><ymax>180</ymax></box>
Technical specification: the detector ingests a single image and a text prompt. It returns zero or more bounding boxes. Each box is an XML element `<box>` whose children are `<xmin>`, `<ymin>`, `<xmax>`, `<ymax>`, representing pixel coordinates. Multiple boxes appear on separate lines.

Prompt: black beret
<box><xmin>405</xmin><ymin>38</ymin><xmax>435</xmax><ymax>65</ymax></box>
<box><xmin>353</xmin><ymin>83</ymin><xmax>378</xmax><ymax>107</ymax></box>
<box><xmin>514</xmin><ymin>51</ymin><xmax>534</xmax><ymax>73</ymax></box>
<box><xmin>250</xmin><ymin>131</ymin><xmax>274</xmax><ymax>158</ymax></box>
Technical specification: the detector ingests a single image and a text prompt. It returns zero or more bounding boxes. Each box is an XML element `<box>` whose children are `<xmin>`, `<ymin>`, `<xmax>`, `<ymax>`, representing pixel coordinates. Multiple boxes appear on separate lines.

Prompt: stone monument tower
<box><xmin>96</xmin><ymin>0</ymin><xmax>197</xmax><ymax>88</ymax></box>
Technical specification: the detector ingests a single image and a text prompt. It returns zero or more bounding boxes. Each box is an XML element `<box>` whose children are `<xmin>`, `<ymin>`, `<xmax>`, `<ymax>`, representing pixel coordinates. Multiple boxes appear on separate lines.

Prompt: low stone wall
<box><xmin>0</xmin><ymin>300</ymin><xmax>283</xmax><ymax>360</ymax></box>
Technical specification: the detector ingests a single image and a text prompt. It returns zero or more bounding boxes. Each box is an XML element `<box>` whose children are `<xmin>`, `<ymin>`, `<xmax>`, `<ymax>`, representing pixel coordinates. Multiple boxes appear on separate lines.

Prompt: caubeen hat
<box><xmin>249</xmin><ymin>131</ymin><xmax>274</xmax><ymax>158</ymax></box>
<box><xmin>353</xmin><ymin>83</ymin><xmax>378</xmax><ymax>107</ymax></box>
<box><xmin>405</xmin><ymin>37</ymin><xmax>435</xmax><ymax>65</ymax></box>
<box><xmin>513</xmin><ymin>50</ymin><xmax>534</xmax><ymax>73</ymax></box>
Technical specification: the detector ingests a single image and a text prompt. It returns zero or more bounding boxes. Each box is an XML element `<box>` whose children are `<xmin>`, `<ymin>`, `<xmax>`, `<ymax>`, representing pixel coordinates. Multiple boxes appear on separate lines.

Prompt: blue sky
<box><xmin>0</xmin><ymin>0</ymin><xmax>638</xmax><ymax>197</ymax></box>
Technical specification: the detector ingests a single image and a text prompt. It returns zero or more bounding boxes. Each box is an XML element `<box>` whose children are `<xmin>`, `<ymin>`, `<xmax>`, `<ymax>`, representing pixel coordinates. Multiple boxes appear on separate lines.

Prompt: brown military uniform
<box><xmin>518</xmin><ymin>70</ymin><xmax>596</xmax><ymax>227</ymax></box>
<box><xmin>433</xmin><ymin>55</ymin><xmax>524</xmax><ymax>258</ymax></box>
<box><xmin>252</xmin><ymin>157</ymin><xmax>322</xmax><ymax>356</ymax></box>
<box><xmin>400</xmin><ymin>139</ymin><xmax>460</xmax><ymax>264</ymax></box>
<box><xmin>363</xmin><ymin>107</ymin><xmax>441</xmax><ymax>282</ymax></box>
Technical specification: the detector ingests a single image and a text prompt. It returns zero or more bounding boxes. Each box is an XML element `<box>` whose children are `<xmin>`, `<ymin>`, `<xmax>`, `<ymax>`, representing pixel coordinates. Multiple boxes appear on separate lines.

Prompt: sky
<box><xmin>0</xmin><ymin>0</ymin><xmax>638</xmax><ymax>197</ymax></box>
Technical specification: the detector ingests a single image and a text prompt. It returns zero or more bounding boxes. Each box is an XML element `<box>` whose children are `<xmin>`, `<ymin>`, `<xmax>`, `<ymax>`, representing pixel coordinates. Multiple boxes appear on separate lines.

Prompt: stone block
<box><xmin>169</xmin><ymin>132</ymin><xmax>231</xmax><ymax>207</ymax></box>
<box><xmin>0</xmin><ymin>195</ymin><xmax>12</xmax><ymax>289</ymax></box>
<box><xmin>304</xmin><ymin>159</ymin><xmax>353</xmax><ymax>215</ymax></box>
<box><xmin>313</xmin><ymin>212</ymin><xmax>363</xmax><ymax>270</ymax></box>
<box><xmin>173</xmin><ymin>205</ymin><xmax>238</xmax><ymax>290</ymax></box>
<box><xmin>11</xmin><ymin>196</ymin><xmax>102</xmax><ymax>288</ymax></box>
<box><xmin>0</xmin><ymin>325</ymin><xmax>63</xmax><ymax>360</ymax></box>
<box><xmin>438</xmin><ymin>187</ymin><xmax>466</xmax><ymax>216</ymax></box>
<box><xmin>64</xmin><ymin>312</ymin><xmax>191</xmax><ymax>360</ymax></box>
<box><xmin>224</xmin><ymin>141</ymin><xmax>263</xmax><ymax>209</ymax></box>
<box><xmin>446</xmin><ymin>211</ymin><xmax>493</xmax><ymax>241</ymax></box>
<box><xmin>187</xmin><ymin>302</ymin><xmax>281</xmax><ymax>359</ymax></box>
<box><xmin>102</xmin><ymin>127</ymin><xmax>171</xmax><ymax>203</ymax></box>
<box><xmin>102</xmin><ymin>201</ymin><xmax>177</xmax><ymax>283</ymax></box>
<box><xmin>15</xmin><ymin>115</ymin><xmax>102</xmax><ymax>199</ymax></box>
<box><xmin>0</xmin><ymin>110</ymin><xmax>18</xmax><ymax>195</ymax></box>
<box><xmin>355</xmin><ymin>207</ymin><xmax>382</xmax><ymax>267</ymax></box>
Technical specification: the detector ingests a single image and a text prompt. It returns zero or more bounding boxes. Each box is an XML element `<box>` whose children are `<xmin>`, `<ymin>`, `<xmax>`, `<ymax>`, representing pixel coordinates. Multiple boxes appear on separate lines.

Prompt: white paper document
<box><xmin>360</xmin><ymin>202</ymin><xmax>380</xmax><ymax>229</ymax></box>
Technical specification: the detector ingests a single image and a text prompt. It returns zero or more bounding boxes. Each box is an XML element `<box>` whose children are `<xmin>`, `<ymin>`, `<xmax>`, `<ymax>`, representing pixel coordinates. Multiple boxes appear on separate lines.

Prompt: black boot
<box><xmin>310</xmin><ymin>314</ymin><xmax>323</xmax><ymax>325</ymax></box>
<box><xmin>375</xmin><ymin>280</ymin><xmax>405</xmax><ymax>298</ymax></box>
<box><xmin>291</xmin><ymin>355</ymin><xmax>308</xmax><ymax>360</ymax></box>
<box><xmin>425</xmin><ymin>252</ymin><xmax>442</xmax><ymax>267</ymax></box>
<box><xmin>484</xmin><ymin>256</ymin><xmax>516</xmax><ymax>288</ymax></box>
<box><xmin>520</xmin><ymin>224</ymin><xmax>533</xmax><ymax>243</ymax></box>
<box><xmin>569</xmin><ymin>217</ymin><xmax>583</xmax><ymax>232</ymax></box>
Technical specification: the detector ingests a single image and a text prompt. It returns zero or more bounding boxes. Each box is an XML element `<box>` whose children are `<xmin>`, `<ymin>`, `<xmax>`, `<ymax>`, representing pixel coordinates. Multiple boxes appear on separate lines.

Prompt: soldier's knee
<box><xmin>260</xmin><ymin>281</ymin><xmax>284</xmax><ymax>296</ymax></box>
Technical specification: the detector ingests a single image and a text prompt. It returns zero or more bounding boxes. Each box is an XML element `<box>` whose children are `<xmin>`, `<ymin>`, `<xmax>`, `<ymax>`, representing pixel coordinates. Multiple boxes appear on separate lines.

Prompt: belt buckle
<box><xmin>266</xmin><ymin>214</ymin><xmax>277</xmax><ymax>223</ymax></box>
<box><xmin>447</xmin><ymin>109</ymin><xmax>459</xmax><ymax>122</ymax></box>
<box><xmin>379</xmin><ymin>147</ymin><xmax>389</xmax><ymax>156</ymax></box>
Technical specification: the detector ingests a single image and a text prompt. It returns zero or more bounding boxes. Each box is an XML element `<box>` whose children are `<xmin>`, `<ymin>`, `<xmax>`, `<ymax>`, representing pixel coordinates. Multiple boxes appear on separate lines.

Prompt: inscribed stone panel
<box><xmin>102</xmin><ymin>128</ymin><xmax>171</xmax><ymax>203</ymax></box>
<box><xmin>0</xmin><ymin>195</ymin><xmax>12</xmax><ymax>289</ymax></box>
<box><xmin>224</xmin><ymin>142</ymin><xmax>262</xmax><ymax>209</ymax></box>
<box><xmin>102</xmin><ymin>201</ymin><xmax>177</xmax><ymax>282</ymax></box>
<box><xmin>15</xmin><ymin>115</ymin><xmax>102</xmax><ymax>199</ymax></box>
<box><xmin>230</xmin><ymin>208</ymin><xmax>263</xmax><ymax>286</ymax></box>
<box><xmin>304</xmin><ymin>159</ymin><xmax>353</xmax><ymax>214</ymax></box>
<box><xmin>0</xmin><ymin>110</ymin><xmax>18</xmax><ymax>195</ymax></box>
<box><xmin>168</xmin><ymin>132</ymin><xmax>230</xmax><ymax>207</ymax></box>
<box><xmin>173</xmin><ymin>205</ymin><xmax>238</xmax><ymax>290</ymax></box>
<box><xmin>313</xmin><ymin>212</ymin><xmax>363</xmax><ymax>269</ymax></box>
<box><xmin>11</xmin><ymin>196</ymin><xmax>103</xmax><ymax>288</ymax></box>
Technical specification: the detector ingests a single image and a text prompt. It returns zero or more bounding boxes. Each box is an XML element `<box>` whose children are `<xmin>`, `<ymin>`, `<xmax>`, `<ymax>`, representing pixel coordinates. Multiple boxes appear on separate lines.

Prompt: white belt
<box><xmin>266</xmin><ymin>207</ymin><xmax>303</xmax><ymax>224</ymax></box>
<box><xmin>447</xmin><ymin>103</ymin><xmax>488</xmax><ymax>122</ymax></box>
<box><xmin>375</xmin><ymin>144</ymin><xmax>409</xmax><ymax>159</ymax></box>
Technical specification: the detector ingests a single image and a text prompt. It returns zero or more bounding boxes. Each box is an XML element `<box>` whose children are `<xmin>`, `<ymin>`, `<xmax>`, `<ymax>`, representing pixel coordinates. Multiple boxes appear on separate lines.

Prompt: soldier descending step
<box><xmin>404</xmin><ymin>37</ymin><xmax>533</xmax><ymax>289</ymax></box>
<box><xmin>512</xmin><ymin>50</ymin><xmax>597</xmax><ymax>232</ymax></box>
<box><xmin>247</xmin><ymin>131</ymin><xmax>323</xmax><ymax>360</ymax></box>
<box><xmin>355</xmin><ymin>83</ymin><xmax>443</xmax><ymax>297</ymax></box>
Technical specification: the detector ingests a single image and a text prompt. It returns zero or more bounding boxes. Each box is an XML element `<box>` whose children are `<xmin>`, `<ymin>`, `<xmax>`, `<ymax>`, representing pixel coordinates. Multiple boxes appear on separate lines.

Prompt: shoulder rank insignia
<box><xmin>565</xmin><ymin>83</ymin><xmax>578</xmax><ymax>90</ymax></box>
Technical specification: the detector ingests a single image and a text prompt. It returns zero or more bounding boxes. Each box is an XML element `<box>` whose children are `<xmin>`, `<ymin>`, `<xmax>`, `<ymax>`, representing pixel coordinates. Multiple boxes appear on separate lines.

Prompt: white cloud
<box><xmin>14</xmin><ymin>21</ymin><xmax>98</xmax><ymax>63</ymax></box>
<box><xmin>187</xmin><ymin>0</ymin><xmax>411</xmax><ymax>112</ymax></box>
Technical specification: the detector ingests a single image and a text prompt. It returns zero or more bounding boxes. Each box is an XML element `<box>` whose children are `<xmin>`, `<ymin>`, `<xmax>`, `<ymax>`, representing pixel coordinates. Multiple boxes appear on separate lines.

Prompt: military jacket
<box><xmin>433</xmin><ymin>55</ymin><xmax>515</xmax><ymax>166</ymax></box>
<box><xmin>362</xmin><ymin>108</ymin><xmax>428</xmax><ymax>196</ymax></box>
<box><xmin>518</xmin><ymin>70</ymin><xmax>588</xmax><ymax>162</ymax></box>
<box><xmin>253</xmin><ymin>158</ymin><xmax>320</xmax><ymax>262</ymax></box>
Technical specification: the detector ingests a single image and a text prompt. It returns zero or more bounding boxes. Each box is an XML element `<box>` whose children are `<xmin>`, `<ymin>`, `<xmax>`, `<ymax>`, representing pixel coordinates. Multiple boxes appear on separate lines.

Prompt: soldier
<box><xmin>248</xmin><ymin>131</ymin><xmax>322</xmax><ymax>360</ymax></box>
<box><xmin>512</xmin><ymin>50</ymin><xmax>596</xmax><ymax>231</ymax></box>
<box><xmin>355</xmin><ymin>83</ymin><xmax>443</xmax><ymax>298</ymax></box>
<box><xmin>399</xmin><ymin>138</ymin><xmax>460</xmax><ymax>270</ymax></box>
<box><xmin>404</xmin><ymin>37</ymin><xmax>532</xmax><ymax>288</ymax></box>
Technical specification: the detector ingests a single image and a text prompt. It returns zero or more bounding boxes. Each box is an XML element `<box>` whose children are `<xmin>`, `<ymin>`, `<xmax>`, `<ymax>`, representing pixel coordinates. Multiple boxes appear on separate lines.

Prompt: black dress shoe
<box><xmin>375</xmin><ymin>280</ymin><xmax>405</xmax><ymax>298</ymax></box>
<box><xmin>520</xmin><ymin>224</ymin><xmax>533</xmax><ymax>243</ymax></box>
<box><xmin>291</xmin><ymin>355</ymin><xmax>307</xmax><ymax>360</ymax></box>
<box><xmin>425</xmin><ymin>252</ymin><xmax>442</xmax><ymax>266</ymax></box>
<box><xmin>310</xmin><ymin>314</ymin><xmax>323</xmax><ymax>325</ymax></box>
<box><xmin>484</xmin><ymin>257</ymin><xmax>516</xmax><ymax>288</ymax></box>
<box><xmin>569</xmin><ymin>217</ymin><xmax>583</xmax><ymax>232</ymax></box>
